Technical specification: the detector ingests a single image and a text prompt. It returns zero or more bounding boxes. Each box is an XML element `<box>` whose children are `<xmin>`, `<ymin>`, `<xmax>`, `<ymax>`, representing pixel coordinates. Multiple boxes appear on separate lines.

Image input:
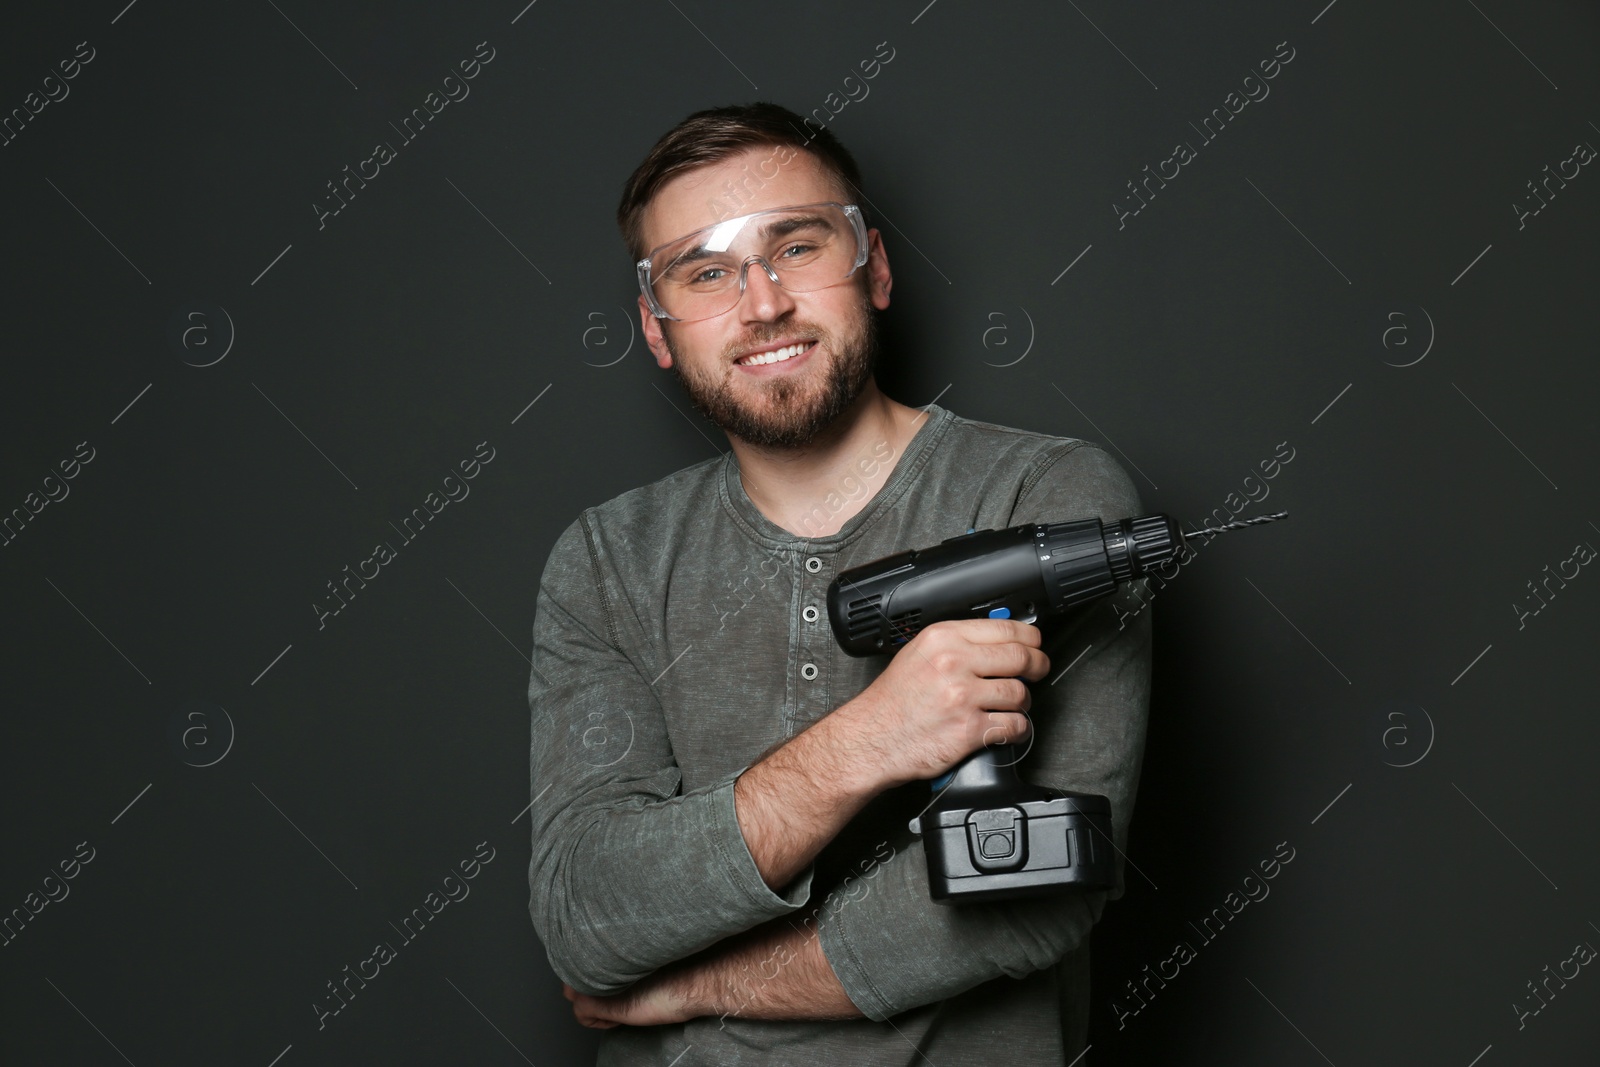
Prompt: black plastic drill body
<box><xmin>826</xmin><ymin>514</ymin><xmax>1184</xmax><ymax>903</ymax></box>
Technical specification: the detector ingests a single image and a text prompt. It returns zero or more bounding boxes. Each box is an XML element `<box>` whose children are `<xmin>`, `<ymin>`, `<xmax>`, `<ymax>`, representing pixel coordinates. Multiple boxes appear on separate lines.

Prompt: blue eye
<box><xmin>689</xmin><ymin>266</ymin><xmax>728</xmax><ymax>285</ymax></box>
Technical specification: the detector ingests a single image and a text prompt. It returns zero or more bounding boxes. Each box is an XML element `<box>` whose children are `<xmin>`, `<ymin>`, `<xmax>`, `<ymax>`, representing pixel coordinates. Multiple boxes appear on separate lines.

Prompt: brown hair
<box><xmin>616</xmin><ymin>101</ymin><xmax>867</xmax><ymax>263</ymax></box>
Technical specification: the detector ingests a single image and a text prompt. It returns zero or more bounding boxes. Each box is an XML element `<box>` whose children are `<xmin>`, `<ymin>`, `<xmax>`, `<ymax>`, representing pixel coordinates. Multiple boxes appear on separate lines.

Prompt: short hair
<box><xmin>616</xmin><ymin>101</ymin><xmax>867</xmax><ymax>264</ymax></box>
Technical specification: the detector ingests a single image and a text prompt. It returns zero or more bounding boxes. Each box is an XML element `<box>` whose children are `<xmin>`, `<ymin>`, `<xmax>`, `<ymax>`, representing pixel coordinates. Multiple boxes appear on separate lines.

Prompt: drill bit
<box><xmin>1181</xmin><ymin>510</ymin><xmax>1290</xmax><ymax>540</ymax></box>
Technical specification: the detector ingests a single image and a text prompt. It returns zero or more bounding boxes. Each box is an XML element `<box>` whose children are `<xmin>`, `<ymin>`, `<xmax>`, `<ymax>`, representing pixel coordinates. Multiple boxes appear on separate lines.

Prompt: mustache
<box><xmin>723</xmin><ymin>322</ymin><xmax>828</xmax><ymax>361</ymax></box>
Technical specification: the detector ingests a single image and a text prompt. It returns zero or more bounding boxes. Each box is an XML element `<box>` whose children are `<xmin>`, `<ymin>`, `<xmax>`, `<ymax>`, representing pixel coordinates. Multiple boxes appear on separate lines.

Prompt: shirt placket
<box><xmin>789</xmin><ymin>547</ymin><xmax>828</xmax><ymax>736</ymax></box>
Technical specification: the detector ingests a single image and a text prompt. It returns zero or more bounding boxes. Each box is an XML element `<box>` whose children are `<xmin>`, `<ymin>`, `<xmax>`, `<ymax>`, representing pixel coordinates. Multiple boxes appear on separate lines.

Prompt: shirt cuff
<box><xmin>700</xmin><ymin>774</ymin><xmax>815</xmax><ymax>914</ymax></box>
<box><xmin>813</xmin><ymin>837</ymin><xmax>1101</xmax><ymax>1021</ymax></box>
<box><xmin>812</xmin><ymin>845</ymin><xmax>926</xmax><ymax>1021</ymax></box>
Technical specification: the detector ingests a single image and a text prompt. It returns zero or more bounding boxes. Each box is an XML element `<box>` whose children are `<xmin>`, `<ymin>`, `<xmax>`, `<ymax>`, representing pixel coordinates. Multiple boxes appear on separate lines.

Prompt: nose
<box><xmin>736</xmin><ymin>254</ymin><xmax>796</xmax><ymax>322</ymax></box>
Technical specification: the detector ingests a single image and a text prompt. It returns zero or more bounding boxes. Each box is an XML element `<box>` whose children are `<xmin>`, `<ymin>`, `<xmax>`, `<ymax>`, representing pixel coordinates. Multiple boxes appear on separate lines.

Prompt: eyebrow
<box><xmin>661</xmin><ymin>213</ymin><xmax>838</xmax><ymax>269</ymax></box>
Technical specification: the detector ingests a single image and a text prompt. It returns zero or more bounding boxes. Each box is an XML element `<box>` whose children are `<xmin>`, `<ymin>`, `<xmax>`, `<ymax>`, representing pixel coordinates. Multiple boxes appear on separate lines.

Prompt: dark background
<box><xmin>3</xmin><ymin>1</ymin><xmax>1596</xmax><ymax>1064</ymax></box>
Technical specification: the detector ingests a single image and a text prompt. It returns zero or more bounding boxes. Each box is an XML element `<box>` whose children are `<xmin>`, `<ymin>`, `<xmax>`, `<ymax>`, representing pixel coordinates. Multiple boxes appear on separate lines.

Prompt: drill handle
<box><xmin>931</xmin><ymin>743</ymin><xmax>1026</xmax><ymax>794</ymax></box>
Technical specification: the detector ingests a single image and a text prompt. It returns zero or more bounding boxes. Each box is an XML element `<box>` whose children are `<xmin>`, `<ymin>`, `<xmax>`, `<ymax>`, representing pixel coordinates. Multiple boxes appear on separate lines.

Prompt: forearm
<box><xmin>689</xmin><ymin>910</ymin><xmax>862</xmax><ymax>1022</ymax></box>
<box><xmin>566</xmin><ymin>909</ymin><xmax>864</xmax><ymax>1029</ymax></box>
<box><xmin>734</xmin><ymin>697</ymin><xmax>888</xmax><ymax>891</ymax></box>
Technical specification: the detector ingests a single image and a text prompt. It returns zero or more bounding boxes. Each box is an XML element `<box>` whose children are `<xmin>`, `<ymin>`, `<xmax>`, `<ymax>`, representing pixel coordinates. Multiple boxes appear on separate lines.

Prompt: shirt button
<box><xmin>805</xmin><ymin>556</ymin><xmax>823</xmax><ymax>573</ymax></box>
<box><xmin>800</xmin><ymin>662</ymin><xmax>818</xmax><ymax>680</ymax></box>
<box><xmin>803</xmin><ymin>605</ymin><xmax>819</xmax><ymax>622</ymax></box>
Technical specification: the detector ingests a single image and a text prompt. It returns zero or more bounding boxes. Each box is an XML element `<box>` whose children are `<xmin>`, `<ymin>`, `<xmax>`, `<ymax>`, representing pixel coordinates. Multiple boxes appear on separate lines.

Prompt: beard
<box><xmin>664</xmin><ymin>284</ymin><xmax>880</xmax><ymax>451</ymax></box>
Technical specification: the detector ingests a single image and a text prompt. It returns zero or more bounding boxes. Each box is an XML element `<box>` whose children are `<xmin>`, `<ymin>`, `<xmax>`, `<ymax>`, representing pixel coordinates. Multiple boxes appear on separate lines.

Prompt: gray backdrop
<box><xmin>3</xmin><ymin>0</ymin><xmax>1596</xmax><ymax>1064</ymax></box>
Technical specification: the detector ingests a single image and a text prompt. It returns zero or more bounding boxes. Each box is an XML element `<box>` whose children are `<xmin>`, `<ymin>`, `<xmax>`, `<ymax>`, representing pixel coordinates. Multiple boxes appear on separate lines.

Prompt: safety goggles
<box><xmin>636</xmin><ymin>201</ymin><xmax>869</xmax><ymax>322</ymax></box>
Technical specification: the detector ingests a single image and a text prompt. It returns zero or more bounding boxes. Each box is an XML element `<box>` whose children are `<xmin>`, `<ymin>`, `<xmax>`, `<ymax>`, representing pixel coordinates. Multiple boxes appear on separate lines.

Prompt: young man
<box><xmin>527</xmin><ymin>102</ymin><xmax>1152</xmax><ymax>1065</ymax></box>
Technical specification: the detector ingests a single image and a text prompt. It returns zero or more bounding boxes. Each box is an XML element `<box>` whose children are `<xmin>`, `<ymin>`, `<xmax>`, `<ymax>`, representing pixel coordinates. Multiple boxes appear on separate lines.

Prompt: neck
<box><xmin>731</xmin><ymin>380</ymin><xmax>929</xmax><ymax>539</ymax></box>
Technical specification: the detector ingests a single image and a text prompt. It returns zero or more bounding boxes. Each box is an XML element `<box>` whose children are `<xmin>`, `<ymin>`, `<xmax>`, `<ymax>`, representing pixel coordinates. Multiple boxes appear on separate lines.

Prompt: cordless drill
<box><xmin>825</xmin><ymin>511</ymin><xmax>1286</xmax><ymax>903</ymax></box>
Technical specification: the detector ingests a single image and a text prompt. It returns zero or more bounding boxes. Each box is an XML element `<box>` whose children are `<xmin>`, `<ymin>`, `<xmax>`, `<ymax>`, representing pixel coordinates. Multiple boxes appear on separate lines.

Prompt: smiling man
<box><xmin>527</xmin><ymin>102</ymin><xmax>1153</xmax><ymax>1066</ymax></box>
<box><xmin>634</xmin><ymin>132</ymin><xmax>920</xmax><ymax>532</ymax></box>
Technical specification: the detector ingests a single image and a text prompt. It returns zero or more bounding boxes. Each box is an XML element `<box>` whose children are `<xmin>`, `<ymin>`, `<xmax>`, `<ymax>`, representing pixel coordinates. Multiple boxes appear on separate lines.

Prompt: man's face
<box><xmin>636</xmin><ymin>146</ymin><xmax>892</xmax><ymax>450</ymax></box>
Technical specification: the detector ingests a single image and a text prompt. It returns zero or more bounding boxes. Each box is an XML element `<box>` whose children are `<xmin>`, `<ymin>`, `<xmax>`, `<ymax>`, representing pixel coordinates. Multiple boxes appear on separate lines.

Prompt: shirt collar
<box><xmin>718</xmin><ymin>403</ymin><xmax>953</xmax><ymax>549</ymax></box>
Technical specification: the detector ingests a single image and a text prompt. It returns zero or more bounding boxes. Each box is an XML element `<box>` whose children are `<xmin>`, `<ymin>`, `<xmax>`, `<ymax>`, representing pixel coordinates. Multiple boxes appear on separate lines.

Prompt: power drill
<box><xmin>826</xmin><ymin>510</ymin><xmax>1287</xmax><ymax>903</ymax></box>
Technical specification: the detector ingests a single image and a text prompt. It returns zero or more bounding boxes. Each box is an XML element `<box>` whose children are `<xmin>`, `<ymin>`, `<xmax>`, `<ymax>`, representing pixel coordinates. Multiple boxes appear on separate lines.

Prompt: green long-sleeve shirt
<box><xmin>526</xmin><ymin>403</ymin><xmax>1152</xmax><ymax>1065</ymax></box>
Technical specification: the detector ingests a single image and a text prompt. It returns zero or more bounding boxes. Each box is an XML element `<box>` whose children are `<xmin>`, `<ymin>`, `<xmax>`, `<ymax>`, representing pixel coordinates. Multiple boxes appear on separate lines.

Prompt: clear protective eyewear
<box><xmin>637</xmin><ymin>201</ymin><xmax>869</xmax><ymax>322</ymax></box>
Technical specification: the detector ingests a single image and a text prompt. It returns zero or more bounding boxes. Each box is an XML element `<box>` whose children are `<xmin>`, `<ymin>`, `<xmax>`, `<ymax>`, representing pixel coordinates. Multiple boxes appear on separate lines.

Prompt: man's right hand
<box><xmin>837</xmin><ymin>618</ymin><xmax>1050</xmax><ymax>789</ymax></box>
<box><xmin>732</xmin><ymin>617</ymin><xmax>1049</xmax><ymax>892</ymax></box>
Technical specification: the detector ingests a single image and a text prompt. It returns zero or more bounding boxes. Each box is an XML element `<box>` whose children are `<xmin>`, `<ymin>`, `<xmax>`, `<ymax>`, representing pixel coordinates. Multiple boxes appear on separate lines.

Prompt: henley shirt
<box><xmin>526</xmin><ymin>402</ymin><xmax>1153</xmax><ymax>1066</ymax></box>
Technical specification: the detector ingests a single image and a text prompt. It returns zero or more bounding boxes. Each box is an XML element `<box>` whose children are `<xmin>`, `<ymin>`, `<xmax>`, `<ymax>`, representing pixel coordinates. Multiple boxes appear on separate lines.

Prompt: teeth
<box><xmin>739</xmin><ymin>342</ymin><xmax>810</xmax><ymax>366</ymax></box>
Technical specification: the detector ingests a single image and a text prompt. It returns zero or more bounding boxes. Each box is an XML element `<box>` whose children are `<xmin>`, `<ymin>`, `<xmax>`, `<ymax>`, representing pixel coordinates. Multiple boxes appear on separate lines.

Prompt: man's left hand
<box><xmin>563</xmin><ymin>973</ymin><xmax>695</xmax><ymax>1029</ymax></box>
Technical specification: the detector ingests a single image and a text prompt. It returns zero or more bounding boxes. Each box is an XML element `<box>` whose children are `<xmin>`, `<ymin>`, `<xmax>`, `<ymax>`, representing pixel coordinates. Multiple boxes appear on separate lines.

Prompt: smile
<box><xmin>736</xmin><ymin>341</ymin><xmax>815</xmax><ymax>367</ymax></box>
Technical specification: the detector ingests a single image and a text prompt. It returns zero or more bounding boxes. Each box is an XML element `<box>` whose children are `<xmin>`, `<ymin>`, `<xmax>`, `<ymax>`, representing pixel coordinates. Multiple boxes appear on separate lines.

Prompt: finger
<box><xmin>1020</xmin><ymin>646</ymin><xmax>1050</xmax><ymax>682</ymax></box>
<box><xmin>978</xmin><ymin>711</ymin><xmax>1032</xmax><ymax>747</ymax></box>
<box><xmin>968</xmin><ymin>641</ymin><xmax>1049</xmax><ymax>682</ymax></box>
<box><xmin>571</xmin><ymin>997</ymin><xmax>620</xmax><ymax>1029</ymax></box>
<box><xmin>926</xmin><ymin>617</ymin><xmax>1040</xmax><ymax>646</ymax></box>
<box><xmin>978</xmin><ymin>676</ymin><xmax>1032</xmax><ymax>714</ymax></box>
<box><xmin>964</xmin><ymin>618</ymin><xmax>1043</xmax><ymax>645</ymax></box>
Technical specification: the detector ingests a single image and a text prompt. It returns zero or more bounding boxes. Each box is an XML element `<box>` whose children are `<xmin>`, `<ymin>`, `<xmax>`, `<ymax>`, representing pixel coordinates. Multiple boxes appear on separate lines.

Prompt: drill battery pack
<box><xmin>910</xmin><ymin>789</ymin><xmax>1116</xmax><ymax>903</ymax></box>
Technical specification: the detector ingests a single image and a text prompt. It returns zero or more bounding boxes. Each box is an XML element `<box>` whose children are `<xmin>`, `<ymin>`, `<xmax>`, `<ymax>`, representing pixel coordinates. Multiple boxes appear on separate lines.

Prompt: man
<box><xmin>527</xmin><ymin>101</ymin><xmax>1152</xmax><ymax>1065</ymax></box>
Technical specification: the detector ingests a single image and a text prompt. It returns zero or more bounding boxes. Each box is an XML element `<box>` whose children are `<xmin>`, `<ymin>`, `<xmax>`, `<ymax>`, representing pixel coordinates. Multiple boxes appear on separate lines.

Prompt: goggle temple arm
<box><xmin>637</xmin><ymin>258</ymin><xmax>672</xmax><ymax>320</ymax></box>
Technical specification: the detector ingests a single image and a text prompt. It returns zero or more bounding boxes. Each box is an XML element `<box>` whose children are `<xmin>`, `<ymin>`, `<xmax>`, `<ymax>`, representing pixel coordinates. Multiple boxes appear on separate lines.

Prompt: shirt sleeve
<box><xmin>815</xmin><ymin>441</ymin><xmax>1153</xmax><ymax>1020</ymax></box>
<box><xmin>526</xmin><ymin>513</ymin><xmax>814</xmax><ymax>997</ymax></box>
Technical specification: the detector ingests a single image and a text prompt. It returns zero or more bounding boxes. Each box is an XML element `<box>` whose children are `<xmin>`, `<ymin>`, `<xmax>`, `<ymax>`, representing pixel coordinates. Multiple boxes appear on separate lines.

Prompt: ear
<box><xmin>638</xmin><ymin>294</ymin><xmax>672</xmax><ymax>368</ymax></box>
<box><xmin>864</xmin><ymin>228</ymin><xmax>892</xmax><ymax>310</ymax></box>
